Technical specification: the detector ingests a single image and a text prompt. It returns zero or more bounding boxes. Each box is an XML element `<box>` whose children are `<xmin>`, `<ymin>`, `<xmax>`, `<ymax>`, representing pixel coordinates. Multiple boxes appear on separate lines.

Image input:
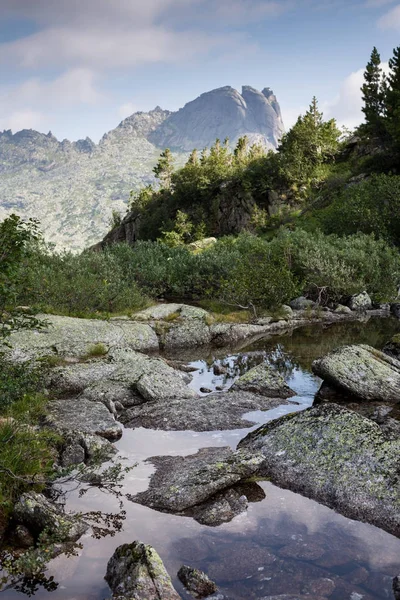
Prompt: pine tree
<box><xmin>361</xmin><ymin>47</ymin><xmax>385</xmax><ymax>138</ymax></box>
<box><xmin>186</xmin><ymin>149</ymin><xmax>199</xmax><ymax>166</ymax></box>
<box><xmin>385</xmin><ymin>46</ymin><xmax>400</xmax><ymax>146</ymax></box>
<box><xmin>153</xmin><ymin>148</ymin><xmax>174</xmax><ymax>189</ymax></box>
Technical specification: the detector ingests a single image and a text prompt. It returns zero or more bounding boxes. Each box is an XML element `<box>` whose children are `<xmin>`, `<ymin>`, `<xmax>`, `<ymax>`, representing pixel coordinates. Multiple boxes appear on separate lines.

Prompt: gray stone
<box><xmin>46</xmin><ymin>398</ymin><xmax>122</xmax><ymax>441</ymax></box>
<box><xmin>312</xmin><ymin>344</ymin><xmax>400</xmax><ymax>402</ymax></box>
<box><xmin>393</xmin><ymin>574</ymin><xmax>400</xmax><ymax>600</ymax></box>
<box><xmin>348</xmin><ymin>291</ymin><xmax>372</xmax><ymax>311</ymax></box>
<box><xmin>334</xmin><ymin>304</ymin><xmax>352</xmax><ymax>314</ymax></box>
<box><xmin>105</xmin><ymin>541</ymin><xmax>180</xmax><ymax>600</ymax></box>
<box><xmin>163</xmin><ymin>320</ymin><xmax>212</xmax><ymax>350</ymax></box>
<box><xmin>209</xmin><ymin>323</ymin><xmax>269</xmax><ymax>347</ymax></box>
<box><xmin>131</xmin><ymin>447</ymin><xmax>264</xmax><ymax>512</ymax></box>
<box><xmin>232</xmin><ymin>362</ymin><xmax>296</xmax><ymax>399</ymax></box>
<box><xmin>61</xmin><ymin>443</ymin><xmax>85</xmax><ymax>467</ymax></box>
<box><xmin>9</xmin><ymin>524</ymin><xmax>35</xmax><ymax>549</ymax></box>
<box><xmin>382</xmin><ymin>334</ymin><xmax>400</xmax><ymax>360</ymax></box>
<box><xmin>13</xmin><ymin>492</ymin><xmax>88</xmax><ymax>542</ymax></box>
<box><xmin>177</xmin><ymin>565</ymin><xmax>217</xmax><ymax>598</ymax></box>
<box><xmin>120</xmin><ymin>390</ymin><xmax>292</xmax><ymax>432</ymax></box>
<box><xmin>187</xmin><ymin>237</ymin><xmax>217</xmax><ymax>252</ymax></box>
<box><xmin>239</xmin><ymin>403</ymin><xmax>400</xmax><ymax>536</ymax></box>
<box><xmin>289</xmin><ymin>296</ymin><xmax>315</xmax><ymax>310</ymax></box>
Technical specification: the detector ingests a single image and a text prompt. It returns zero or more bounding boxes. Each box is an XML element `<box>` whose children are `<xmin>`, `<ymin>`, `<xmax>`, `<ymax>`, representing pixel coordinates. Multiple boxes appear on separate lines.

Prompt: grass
<box><xmin>84</xmin><ymin>343</ymin><xmax>108</xmax><ymax>358</ymax></box>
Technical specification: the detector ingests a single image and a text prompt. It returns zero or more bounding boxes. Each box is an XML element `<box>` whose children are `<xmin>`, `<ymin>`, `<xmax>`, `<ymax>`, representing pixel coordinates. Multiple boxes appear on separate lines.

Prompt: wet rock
<box><xmin>13</xmin><ymin>492</ymin><xmax>88</xmax><ymax>542</ymax></box>
<box><xmin>46</xmin><ymin>398</ymin><xmax>122</xmax><ymax>441</ymax></box>
<box><xmin>390</xmin><ymin>303</ymin><xmax>400</xmax><ymax>319</ymax></box>
<box><xmin>348</xmin><ymin>291</ymin><xmax>372</xmax><ymax>311</ymax></box>
<box><xmin>105</xmin><ymin>541</ymin><xmax>180</xmax><ymax>599</ymax></box>
<box><xmin>312</xmin><ymin>344</ymin><xmax>400</xmax><ymax>402</ymax></box>
<box><xmin>239</xmin><ymin>403</ymin><xmax>400</xmax><ymax>536</ymax></box>
<box><xmin>206</xmin><ymin>540</ymin><xmax>278</xmax><ymax>583</ymax></box>
<box><xmin>278</xmin><ymin>540</ymin><xmax>325</xmax><ymax>561</ymax></box>
<box><xmin>393</xmin><ymin>574</ymin><xmax>400</xmax><ymax>599</ymax></box>
<box><xmin>178</xmin><ymin>565</ymin><xmax>217</xmax><ymax>598</ymax></box>
<box><xmin>382</xmin><ymin>334</ymin><xmax>400</xmax><ymax>360</ymax></box>
<box><xmin>186</xmin><ymin>481</ymin><xmax>265</xmax><ymax>526</ymax></box>
<box><xmin>121</xmin><ymin>390</ymin><xmax>291</xmax><ymax>432</ymax></box>
<box><xmin>209</xmin><ymin>323</ymin><xmax>269</xmax><ymax>347</ymax></box>
<box><xmin>232</xmin><ymin>362</ymin><xmax>296</xmax><ymax>399</ymax></box>
<box><xmin>131</xmin><ymin>447</ymin><xmax>264</xmax><ymax>512</ymax></box>
<box><xmin>213</xmin><ymin>364</ymin><xmax>227</xmax><ymax>375</ymax></box>
<box><xmin>78</xmin><ymin>432</ymin><xmax>117</xmax><ymax>461</ymax></box>
<box><xmin>200</xmin><ymin>387</ymin><xmax>213</xmax><ymax>394</ymax></box>
<box><xmin>334</xmin><ymin>304</ymin><xmax>352</xmax><ymax>314</ymax></box>
<box><xmin>61</xmin><ymin>443</ymin><xmax>85</xmax><ymax>467</ymax></box>
<box><xmin>289</xmin><ymin>296</ymin><xmax>315</xmax><ymax>310</ymax></box>
<box><xmin>303</xmin><ymin>578</ymin><xmax>336</xmax><ymax>596</ymax></box>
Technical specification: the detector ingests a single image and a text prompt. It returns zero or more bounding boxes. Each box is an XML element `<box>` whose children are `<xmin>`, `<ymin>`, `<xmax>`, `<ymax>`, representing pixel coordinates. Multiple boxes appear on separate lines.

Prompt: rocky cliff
<box><xmin>0</xmin><ymin>86</ymin><xmax>284</xmax><ymax>250</ymax></box>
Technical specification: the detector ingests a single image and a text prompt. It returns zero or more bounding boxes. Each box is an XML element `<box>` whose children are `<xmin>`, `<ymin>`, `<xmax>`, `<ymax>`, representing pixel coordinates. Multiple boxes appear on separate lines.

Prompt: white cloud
<box><xmin>118</xmin><ymin>103</ymin><xmax>137</xmax><ymax>119</ymax></box>
<box><xmin>0</xmin><ymin>109</ymin><xmax>45</xmax><ymax>132</ymax></box>
<box><xmin>378</xmin><ymin>3</ymin><xmax>400</xmax><ymax>28</ymax></box>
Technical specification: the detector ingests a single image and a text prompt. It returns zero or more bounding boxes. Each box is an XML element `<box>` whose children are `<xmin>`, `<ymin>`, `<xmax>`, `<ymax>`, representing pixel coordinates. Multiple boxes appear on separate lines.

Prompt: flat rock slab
<box><xmin>131</xmin><ymin>446</ymin><xmax>264</xmax><ymax>512</ymax></box>
<box><xmin>120</xmin><ymin>390</ymin><xmax>293</xmax><ymax>432</ymax></box>
<box><xmin>6</xmin><ymin>314</ymin><xmax>159</xmax><ymax>359</ymax></box>
<box><xmin>232</xmin><ymin>362</ymin><xmax>296</xmax><ymax>399</ymax></box>
<box><xmin>239</xmin><ymin>403</ymin><xmax>400</xmax><ymax>537</ymax></box>
<box><xmin>133</xmin><ymin>303</ymin><xmax>208</xmax><ymax>321</ymax></box>
<box><xmin>46</xmin><ymin>398</ymin><xmax>122</xmax><ymax>441</ymax></box>
<box><xmin>105</xmin><ymin>541</ymin><xmax>180</xmax><ymax>600</ymax></box>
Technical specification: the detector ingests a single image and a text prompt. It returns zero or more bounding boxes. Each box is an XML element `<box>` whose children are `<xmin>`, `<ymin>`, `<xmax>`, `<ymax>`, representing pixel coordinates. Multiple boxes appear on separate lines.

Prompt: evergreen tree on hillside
<box><xmin>385</xmin><ymin>46</ymin><xmax>400</xmax><ymax>146</ymax></box>
<box><xmin>153</xmin><ymin>148</ymin><xmax>174</xmax><ymax>189</ymax></box>
<box><xmin>361</xmin><ymin>47</ymin><xmax>385</xmax><ymax>139</ymax></box>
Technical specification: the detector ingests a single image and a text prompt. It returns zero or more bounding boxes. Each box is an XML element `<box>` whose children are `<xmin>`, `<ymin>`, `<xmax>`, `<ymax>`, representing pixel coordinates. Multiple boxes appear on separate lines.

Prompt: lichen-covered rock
<box><xmin>348</xmin><ymin>291</ymin><xmax>372</xmax><ymax>311</ymax></box>
<box><xmin>105</xmin><ymin>541</ymin><xmax>180</xmax><ymax>599</ymax></box>
<box><xmin>61</xmin><ymin>443</ymin><xmax>85</xmax><ymax>467</ymax></box>
<box><xmin>382</xmin><ymin>334</ymin><xmax>400</xmax><ymax>360</ymax></box>
<box><xmin>133</xmin><ymin>303</ymin><xmax>208</xmax><ymax>322</ymax></box>
<box><xmin>209</xmin><ymin>323</ymin><xmax>269</xmax><ymax>347</ymax></box>
<box><xmin>120</xmin><ymin>390</ymin><xmax>291</xmax><ymax>432</ymax></box>
<box><xmin>232</xmin><ymin>363</ymin><xmax>295</xmax><ymax>399</ymax></box>
<box><xmin>131</xmin><ymin>447</ymin><xmax>264</xmax><ymax>512</ymax></box>
<box><xmin>238</xmin><ymin>403</ymin><xmax>400</xmax><ymax>536</ymax></box>
<box><xmin>312</xmin><ymin>344</ymin><xmax>400</xmax><ymax>402</ymax></box>
<box><xmin>13</xmin><ymin>492</ymin><xmax>88</xmax><ymax>542</ymax></box>
<box><xmin>46</xmin><ymin>398</ymin><xmax>122</xmax><ymax>441</ymax></box>
<box><xmin>289</xmin><ymin>296</ymin><xmax>315</xmax><ymax>310</ymax></box>
<box><xmin>177</xmin><ymin>565</ymin><xmax>217</xmax><ymax>598</ymax></box>
<box><xmin>334</xmin><ymin>304</ymin><xmax>352</xmax><ymax>314</ymax></box>
<box><xmin>163</xmin><ymin>320</ymin><xmax>212</xmax><ymax>350</ymax></box>
<box><xmin>188</xmin><ymin>237</ymin><xmax>217</xmax><ymax>252</ymax></box>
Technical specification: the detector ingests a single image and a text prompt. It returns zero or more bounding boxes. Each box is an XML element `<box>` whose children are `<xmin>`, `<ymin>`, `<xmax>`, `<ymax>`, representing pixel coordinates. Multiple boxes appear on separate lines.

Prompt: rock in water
<box><xmin>312</xmin><ymin>344</ymin><xmax>400</xmax><ymax>402</ymax></box>
<box><xmin>13</xmin><ymin>492</ymin><xmax>88</xmax><ymax>542</ymax></box>
<box><xmin>232</xmin><ymin>362</ymin><xmax>296</xmax><ymax>399</ymax></box>
<box><xmin>382</xmin><ymin>334</ymin><xmax>400</xmax><ymax>360</ymax></box>
<box><xmin>348</xmin><ymin>291</ymin><xmax>372</xmax><ymax>311</ymax></box>
<box><xmin>238</xmin><ymin>403</ymin><xmax>400</xmax><ymax>536</ymax></box>
<box><xmin>177</xmin><ymin>565</ymin><xmax>217</xmax><ymax>598</ymax></box>
<box><xmin>289</xmin><ymin>296</ymin><xmax>315</xmax><ymax>310</ymax></box>
<box><xmin>131</xmin><ymin>447</ymin><xmax>264</xmax><ymax>512</ymax></box>
<box><xmin>105</xmin><ymin>541</ymin><xmax>180</xmax><ymax>599</ymax></box>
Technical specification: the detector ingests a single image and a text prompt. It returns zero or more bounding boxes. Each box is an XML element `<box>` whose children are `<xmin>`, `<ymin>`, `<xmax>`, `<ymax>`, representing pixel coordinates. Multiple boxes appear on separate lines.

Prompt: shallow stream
<box><xmin>7</xmin><ymin>317</ymin><xmax>400</xmax><ymax>599</ymax></box>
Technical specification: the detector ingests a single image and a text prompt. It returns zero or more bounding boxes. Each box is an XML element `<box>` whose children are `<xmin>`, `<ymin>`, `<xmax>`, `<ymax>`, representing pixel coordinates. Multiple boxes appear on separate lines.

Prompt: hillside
<box><xmin>0</xmin><ymin>86</ymin><xmax>284</xmax><ymax>250</ymax></box>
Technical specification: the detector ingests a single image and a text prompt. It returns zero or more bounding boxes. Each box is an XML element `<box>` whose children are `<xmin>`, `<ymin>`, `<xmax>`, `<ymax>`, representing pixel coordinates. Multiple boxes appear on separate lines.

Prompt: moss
<box><xmin>83</xmin><ymin>343</ymin><xmax>108</xmax><ymax>358</ymax></box>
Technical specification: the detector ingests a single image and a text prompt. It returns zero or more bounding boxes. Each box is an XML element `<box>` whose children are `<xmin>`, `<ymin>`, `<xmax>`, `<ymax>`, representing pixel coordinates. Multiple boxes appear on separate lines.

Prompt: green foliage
<box><xmin>153</xmin><ymin>148</ymin><xmax>174</xmax><ymax>189</ymax></box>
<box><xmin>17</xmin><ymin>245</ymin><xmax>149</xmax><ymax>317</ymax></box>
<box><xmin>385</xmin><ymin>46</ymin><xmax>400</xmax><ymax>147</ymax></box>
<box><xmin>0</xmin><ymin>360</ymin><xmax>44</xmax><ymax>412</ymax></box>
<box><xmin>361</xmin><ymin>46</ymin><xmax>386</xmax><ymax>140</ymax></box>
<box><xmin>0</xmin><ymin>215</ymin><xmax>45</xmax><ymax>339</ymax></box>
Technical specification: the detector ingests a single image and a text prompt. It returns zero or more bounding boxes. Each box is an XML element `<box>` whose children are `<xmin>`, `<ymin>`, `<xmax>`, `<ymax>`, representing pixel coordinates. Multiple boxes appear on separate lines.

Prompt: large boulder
<box><xmin>232</xmin><ymin>362</ymin><xmax>296</xmax><ymax>399</ymax></box>
<box><xmin>348</xmin><ymin>291</ymin><xmax>372</xmax><ymax>311</ymax></box>
<box><xmin>105</xmin><ymin>541</ymin><xmax>180</xmax><ymax>600</ymax></box>
<box><xmin>131</xmin><ymin>447</ymin><xmax>264</xmax><ymax>512</ymax></box>
<box><xmin>46</xmin><ymin>398</ymin><xmax>122</xmax><ymax>441</ymax></box>
<box><xmin>238</xmin><ymin>404</ymin><xmax>400</xmax><ymax>536</ymax></box>
<box><xmin>312</xmin><ymin>344</ymin><xmax>400</xmax><ymax>403</ymax></box>
<box><xmin>13</xmin><ymin>492</ymin><xmax>88</xmax><ymax>542</ymax></box>
<box><xmin>120</xmin><ymin>390</ymin><xmax>293</xmax><ymax>432</ymax></box>
<box><xmin>177</xmin><ymin>565</ymin><xmax>217</xmax><ymax>598</ymax></box>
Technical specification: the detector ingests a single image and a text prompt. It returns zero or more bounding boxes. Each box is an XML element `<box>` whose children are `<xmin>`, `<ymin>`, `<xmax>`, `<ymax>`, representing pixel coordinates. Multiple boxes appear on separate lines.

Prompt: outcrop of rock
<box><xmin>0</xmin><ymin>86</ymin><xmax>283</xmax><ymax>250</ymax></box>
<box><xmin>238</xmin><ymin>403</ymin><xmax>400</xmax><ymax>536</ymax></box>
<box><xmin>177</xmin><ymin>565</ymin><xmax>217</xmax><ymax>598</ymax></box>
<box><xmin>348</xmin><ymin>291</ymin><xmax>372</xmax><ymax>311</ymax></box>
<box><xmin>105</xmin><ymin>541</ymin><xmax>180</xmax><ymax>600</ymax></box>
<box><xmin>232</xmin><ymin>362</ymin><xmax>296</xmax><ymax>399</ymax></box>
<box><xmin>13</xmin><ymin>492</ymin><xmax>88</xmax><ymax>542</ymax></box>
<box><xmin>312</xmin><ymin>344</ymin><xmax>400</xmax><ymax>402</ymax></box>
<box><xmin>149</xmin><ymin>86</ymin><xmax>284</xmax><ymax>151</ymax></box>
<box><xmin>46</xmin><ymin>398</ymin><xmax>123</xmax><ymax>441</ymax></box>
<box><xmin>131</xmin><ymin>447</ymin><xmax>264</xmax><ymax>512</ymax></box>
<box><xmin>383</xmin><ymin>334</ymin><xmax>400</xmax><ymax>360</ymax></box>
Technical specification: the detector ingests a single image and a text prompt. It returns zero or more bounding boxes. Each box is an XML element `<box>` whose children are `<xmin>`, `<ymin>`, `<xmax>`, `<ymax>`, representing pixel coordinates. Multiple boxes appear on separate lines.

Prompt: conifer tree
<box><xmin>153</xmin><ymin>148</ymin><xmax>174</xmax><ymax>189</ymax></box>
<box><xmin>361</xmin><ymin>47</ymin><xmax>385</xmax><ymax>138</ymax></box>
<box><xmin>385</xmin><ymin>46</ymin><xmax>400</xmax><ymax>145</ymax></box>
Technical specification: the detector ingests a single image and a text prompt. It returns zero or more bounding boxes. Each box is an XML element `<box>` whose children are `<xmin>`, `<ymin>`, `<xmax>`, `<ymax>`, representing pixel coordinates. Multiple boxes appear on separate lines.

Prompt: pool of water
<box><xmin>5</xmin><ymin>317</ymin><xmax>400</xmax><ymax>599</ymax></box>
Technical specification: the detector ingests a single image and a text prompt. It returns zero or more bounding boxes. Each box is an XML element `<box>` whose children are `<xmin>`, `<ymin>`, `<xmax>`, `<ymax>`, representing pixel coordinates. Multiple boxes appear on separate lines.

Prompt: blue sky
<box><xmin>1</xmin><ymin>0</ymin><xmax>400</xmax><ymax>142</ymax></box>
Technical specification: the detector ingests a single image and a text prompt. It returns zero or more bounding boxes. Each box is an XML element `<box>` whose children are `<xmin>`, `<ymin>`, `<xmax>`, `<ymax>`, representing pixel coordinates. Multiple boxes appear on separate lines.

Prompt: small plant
<box><xmin>84</xmin><ymin>343</ymin><xmax>108</xmax><ymax>358</ymax></box>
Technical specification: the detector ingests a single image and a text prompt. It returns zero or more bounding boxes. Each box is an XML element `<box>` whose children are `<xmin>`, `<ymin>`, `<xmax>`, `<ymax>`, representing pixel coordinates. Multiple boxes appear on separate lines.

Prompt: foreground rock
<box><xmin>178</xmin><ymin>565</ymin><xmax>217</xmax><ymax>598</ymax></box>
<box><xmin>232</xmin><ymin>362</ymin><xmax>295</xmax><ymax>399</ymax></box>
<box><xmin>383</xmin><ymin>334</ymin><xmax>400</xmax><ymax>360</ymax></box>
<box><xmin>312</xmin><ymin>344</ymin><xmax>400</xmax><ymax>403</ymax></box>
<box><xmin>13</xmin><ymin>492</ymin><xmax>88</xmax><ymax>543</ymax></box>
<box><xmin>239</xmin><ymin>404</ymin><xmax>400</xmax><ymax>536</ymax></box>
<box><xmin>46</xmin><ymin>398</ymin><xmax>122</xmax><ymax>441</ymax></box>
<box><xmin>120</xmin><ymin>389</ymin><xmax>294</xmax><ymax>432</ymax></box>
<box><xmin>131</xmin><ymin>447</ymin><xmax>264</xmax><ymax>512</ymax></box>
<box><xmin>348</xmin><ymin>291</ymin><xmax>372</xmax><ymax>311</ymax></box>
<box><xmin>105</xmin><ymin>541</ymin><xmax>180</xmax><ymax>599</ymax></box>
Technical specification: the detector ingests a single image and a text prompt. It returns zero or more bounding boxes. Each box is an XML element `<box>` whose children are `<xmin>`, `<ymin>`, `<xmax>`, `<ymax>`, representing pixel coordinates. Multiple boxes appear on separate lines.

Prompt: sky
<box><xmin>1</xmin><ymin>0</ymin><xmax>400</xmax><ymax>142</ymax></box>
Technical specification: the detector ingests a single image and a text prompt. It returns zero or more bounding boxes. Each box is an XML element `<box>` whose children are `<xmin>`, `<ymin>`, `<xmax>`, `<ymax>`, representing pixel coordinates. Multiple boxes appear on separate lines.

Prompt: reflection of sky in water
<box><xmin>7</xmin><ymin>318</ymin><xmax>400</xmax><ymax>599</ymax></box>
